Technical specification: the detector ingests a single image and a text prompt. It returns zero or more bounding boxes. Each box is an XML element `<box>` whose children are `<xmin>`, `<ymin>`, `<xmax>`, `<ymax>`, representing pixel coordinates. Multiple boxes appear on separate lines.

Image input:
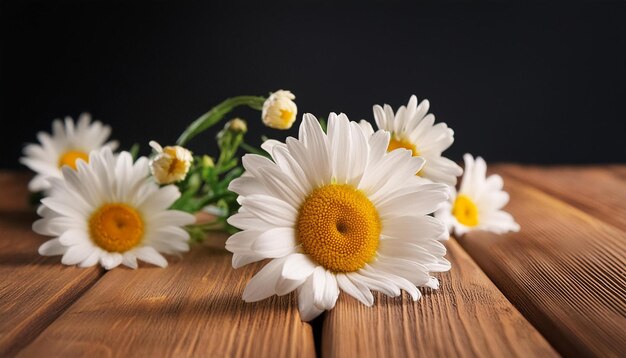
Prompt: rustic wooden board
<box><xmin>0</xmin><ymin>172</ymin><xmax>104</xmax><ymax>356</ymax></box>
<box><xmin>18</xmin><ymin>242</ymin><xmax>316</xmax><ymax>357</ymax></box>
<box><xmin>607</xmin><ymin>164</ymin><xmax>626</xmax><ymax>180</ymax></box>
<box><xmin>499</xmin><ymin>164</ymin><xmax>626</xmax><ymax>231</ymax></box>
<box><xmin>457</xmin><ymin>174</ymin><xmax>626</xmax><ymax>357</ymax></box>
<box><xmin>322</xmin><ymin>239</ymin><xmax>557</xmax><ymax>358</ymax></box>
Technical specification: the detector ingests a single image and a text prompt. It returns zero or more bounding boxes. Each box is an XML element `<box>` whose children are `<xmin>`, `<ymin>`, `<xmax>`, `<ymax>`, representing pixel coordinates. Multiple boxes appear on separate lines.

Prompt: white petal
<box><xmin>228</xmin><ymin>176</ymin><xmax>268</xmax><ymax>198</ymax></box>
<box><xmin>297</xmin><ymin>275</ymin><xmax>325</xmax><ymax>321</ymax></box>
<box><xmin>281</xmin><ymin>253</ymin><xmax>317</xmax><ymax>281</ymax></box>
<box><xmin>251</xmin><ymin>227</ymin><xmax>297</xmax><ymax>258</ymax></box>
<box><xmin>377</xmin><ymin>187</ymin><xmax>448</xmax><ymax>218</ymax></box>
<box><xmin>100</xmin><ymin>252</ymin><xmax>123</xmax><ymax>270</ymax></box>
<box><xmin>354</xmin><ymin>268</ymin><xmax>401</xmax><ymax>297</ymax></box>
<box><xmin>336</xmin><ymin>273</ymin><xmax>374</xmax><ymax>306</ymax></box>
<box><xmin>79</xmin><ymin>249</ymin><xmax>101</xmax><ymax>268</ymax></box>
<box><xmin>38</xmin><ymin>239</ymin><xmax>67</xmax><ymax>256</ymax></box>
<box><xmin>275</xmin><ymin>277</ymin><xmax>306</xmax><ymax>296</ymax></box>
<box><xmin>61</xmin><ymin>245</ymin><xmax>94</xmax><ymax>266</ymax></box>
<box><xmin>261</xmin><ymin>139</ymin><xmax>287</xmax><ymax>155</ymax></box>
<box><xmin>232</xmin><ymin>253</ymin><xmax>266</xmax><ymax>269</ymax></box>
<box><xmin>58</xmin><ymin>229</ymin><xmax>89</xmax><ymax>246</ymax></box>
<box><xmin>133</xmin><ymin>246</ymin><xmax>168</xmax><ymax>268</ymax></box>
<box><xmin>225</xmin><ymin>230</ymin><xmax>260</xmax><ymax>254</ymax></box>
<box><xmin>312</xmin><ymin>267</ymin><xmax>339</xmax><ymax>310</ymax></box>
<box><xmin>240</xmin><ymin>195</ymin><xmax>296</xmax><ymax>227</ymax></box>
<box><xmin>147</xmin><ymin>210</ymin><xmax>195</xmax><ymax>227</ymax></box>
<box><xmin>382</xmin><ymin>215</ymin><xmax>448</xmax><ymax>242</ymax></box>
<box><xmin>137</xmin><ymin>185</ymin><xmax>181</xmax><ymax>214</ymax></box>
<box><xmin>227</xmin><ymin>212</ymin><xmax>276</xmax><ymax>231</ymax></box>
<box><xmin>122</xmin><ymin>253</ymin><xmax>139</xmax><ymax>269</ymax></box>
<box><xmin>242</xmin><ymin>257</ymin><xmax>287</xmax><ymax>302</ymax></box>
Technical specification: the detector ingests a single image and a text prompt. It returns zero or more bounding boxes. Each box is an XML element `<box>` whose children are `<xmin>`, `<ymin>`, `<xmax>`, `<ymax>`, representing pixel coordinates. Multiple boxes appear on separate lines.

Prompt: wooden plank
<box><xmin>18</xmin><ymin>240</ymin><xmax>316</xmax><ymax>357</ymax></box>
<box><xmin>607</xmin><ymin>164</ymin><xmax>626</xmax><ymax>180</ymax></box>
<box><xmin>498</xmin><ymin>164</ymin><xmax>626</xmax><ymax>231</ymax></box>
<box><xmin>456</xmin><ymin>174</ymin><xmax>626</xmax><ymax>357</ymax></box>
<box><xmin>322</xmin><ymin>239</ymin><xmax>557</xmax><ymax>358</ymax></box>
<box><xmin>0</xmin><ymin>172</ymin><xmax>104</xmax><ymax>356</ymax></box>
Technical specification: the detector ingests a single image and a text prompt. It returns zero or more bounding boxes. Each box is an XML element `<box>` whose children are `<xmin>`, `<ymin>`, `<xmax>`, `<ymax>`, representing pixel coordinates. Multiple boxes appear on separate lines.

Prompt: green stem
<box><xmin>177</xmin><ymin>95</ymin><xmax>265</xmax><ymax>146</ymax></box>
<box><xmin>240</xmin><ymin>141</ymin><xmax>269</xmax><ymax>157</ymax></box>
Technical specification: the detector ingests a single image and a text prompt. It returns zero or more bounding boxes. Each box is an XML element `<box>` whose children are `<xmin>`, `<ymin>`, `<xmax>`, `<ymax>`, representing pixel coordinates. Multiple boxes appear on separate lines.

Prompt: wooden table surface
<box><xmin>1</xmin><ymin>165</ymin><xmax>625</xmax><ymax>357</ymax></box>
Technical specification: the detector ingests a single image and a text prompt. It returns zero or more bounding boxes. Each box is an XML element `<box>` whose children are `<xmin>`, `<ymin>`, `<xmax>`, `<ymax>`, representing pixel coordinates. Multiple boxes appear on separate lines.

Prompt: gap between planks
<box><xmin>457</xmin><ymin>171</ymin><xmax>626</xmax><ymax>357</ymax></box>
<box><xmin>498</xmin><ymin>164</ymin><xmax>626</xmax><ymax>232</ymax></box>
<box><xmin>0</xmin><ymin>172</ymin><xmax>106</xmax><ymax>356</ymax></box>
<box><xmin>17</xmin><ymin>242</ymin><xmax>316</xmax><ymax>357</ymax></box>
<box><xmin>322</xmin><ymin>239</ymin><xmax>557</xmax><ymax>358</ymax></box>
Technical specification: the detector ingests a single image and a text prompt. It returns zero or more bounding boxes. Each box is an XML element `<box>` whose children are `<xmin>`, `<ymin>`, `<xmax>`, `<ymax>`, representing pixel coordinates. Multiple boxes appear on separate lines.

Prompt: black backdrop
<box><xmin>1</xmin><ymin>1</ymin><xmax>625</xmax><ymax>169</ymax></box>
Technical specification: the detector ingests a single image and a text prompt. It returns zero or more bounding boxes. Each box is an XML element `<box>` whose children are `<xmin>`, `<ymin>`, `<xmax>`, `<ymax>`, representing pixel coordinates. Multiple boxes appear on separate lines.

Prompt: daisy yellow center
<box><xmin>296</xmin><ymin>184</ymin><xmax>381</xmax><ymax>273</ymax></box>
<box><xmin>89</xmin><ymin>203</ymin><xmax>144</xmax><ymax>252</ymax></box>
<box><xmin>58</xmin><ymin>150</ymin><xmax>89</xmax><ymax>170</ymax></box>
<box><xmin>388</xmin><ymin>137</ymin><xmax>419</xmax><ymax>156</ymax></box>
<box><xmin>452</xmin><ymin>195</ymin><xmax>479</xmax><ymax>227</ymax></box>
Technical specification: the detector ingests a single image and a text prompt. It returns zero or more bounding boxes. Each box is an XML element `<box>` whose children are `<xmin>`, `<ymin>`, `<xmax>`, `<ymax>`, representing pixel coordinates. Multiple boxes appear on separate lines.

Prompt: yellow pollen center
<box><xmin>452</xmin><ymin>195</ymin><xmax>479</xmax><ymax>227</ymax></box>
<box><xmin>58</xmin><ymin>150</ymin><xmax>89</xmax><ymax>170</ymax></box>
<box><xmin>89</xmin><ymin>203</ymin><xmax>144</xmax><ymax>252</ymax></box>
<box><xmin>296</xmin><ymin>184</ymin><xmax>381</xmax><ymax>273</ymax></box>
<box><xmin>387</xmin><ymin>137</ymin><xmax>419</xmax><ymax>156</ymax></box>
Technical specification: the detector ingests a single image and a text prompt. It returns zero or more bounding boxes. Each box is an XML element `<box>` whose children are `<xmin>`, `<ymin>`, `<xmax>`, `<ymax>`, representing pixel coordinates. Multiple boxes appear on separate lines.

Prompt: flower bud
<box><xmin>149</xmin><ymin>141</ymin><xmax>193</xmax><ymax>184</ymax></box>
<box><xmin>261</xmin><ymin>90</ymin><xmax>297</xmax><ymax>129</ymax></box>
<box><xmin>201</xmin><ymin>155</ymin><xmax>215</xmax><ymax>168</ymax></box>
<box><xmin>226</xmin><ymin>118</ymin><xmax>248</xmax><ymax>134</ymax></box>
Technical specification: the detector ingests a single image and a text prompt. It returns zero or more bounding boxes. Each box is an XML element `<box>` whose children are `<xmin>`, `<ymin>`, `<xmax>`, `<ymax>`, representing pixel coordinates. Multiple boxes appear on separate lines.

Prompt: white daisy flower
<box><xmin>262</xmin><ymin>90</ymin><xmax>297</xmax><ymax>129</ymax></box>
<box><xmin>34</xmin><ymin>147</ymin><xmax>196</xmax><ymax>270</ymax></box>
<box><xmin>149</xmin><ymin>141</ymin><xmax>194</xmax><ymax>185</ymax></box>
<box><xmin>359</xmin><ymin>95</ymin><xmax>462</xmax><ymax>186</ymax></box>
<box><xmin>226</xmin><ymin>113</ymin><xmax>451</xmax><ymax>321</ymax></box>
<box><xmin>435</xmin><ymin>154</ymin><xmax>520</xmax><ymax>236</ymax></box>
<box><xmin>20</xmin><ymin>113</ymin><xmax>119</xmax><ymax>192</ymax></box>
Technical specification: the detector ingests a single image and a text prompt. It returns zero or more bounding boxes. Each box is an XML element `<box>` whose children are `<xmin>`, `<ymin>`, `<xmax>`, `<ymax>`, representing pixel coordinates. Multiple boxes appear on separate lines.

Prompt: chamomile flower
<box><xmin>149</xmin><ymin>141</ymin><xmax>193</xmax><ymax>184</ymax></box>
<box><xmin>34</xmin><ymin>147</ymin><xmax>195</xmax><ymax>269</ymax></box>
<box><xmin>226</xmin><ymin>113</ymin><xmax>451</xmax><ymax>321</ymax></box>
<box><xmin>262</xmin><ymin>90</ymin><xmax>297</xmax><ymax>129</ymax></box>
<box><xmin>435</xmin><ymin>154</ymin><xmax>520</xmax><ymax>235</ymax></box>
<box><xmin>359</xmin><ymin>95</ymin><xmax>462</xmax><ymax>186</ymax></box>
<box><xmin>20</xmin><ymin>113</ymin><xmax>118</xmax><ymax>192</ymax></box>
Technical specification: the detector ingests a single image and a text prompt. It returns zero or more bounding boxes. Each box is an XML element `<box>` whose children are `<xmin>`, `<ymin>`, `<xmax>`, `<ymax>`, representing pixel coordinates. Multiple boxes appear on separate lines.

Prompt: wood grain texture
<box><xmin>499</xmin><ymin>164</ymin><xmax>626</xmax><ymax>231</ymax></box>
<box><xmin>607</xmin><ymin>164</ymin><xmax>626</xmax><ymax>180</ymax></box>
<box><xmin>457</xmin><ymin>174</ymin><xmax>626</xmax><ymax>357</ymax></box>
<box><xmin>18</xmin><ymin>243</ymin><xmax>316</xmax><ymax>357</ymax></box>
<box><xmin>0</xmin><ymin>172</ymin><xmax>104</xmax><ymax>356</ymax></box>
<box><xmin>322</xmin><ymin>239</ymin><xmax>557</xmax><ymax>358</ymax></box>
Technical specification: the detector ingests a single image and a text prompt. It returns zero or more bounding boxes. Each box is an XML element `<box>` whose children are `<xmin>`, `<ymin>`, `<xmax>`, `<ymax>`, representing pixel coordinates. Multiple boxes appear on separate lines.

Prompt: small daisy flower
<box><xmin>34</xmin><ymin>147</ymin><xmax>196</xmax><ymax>269</ymax></box>
<box><xmin>227</xmin><ymin>113</ymin><xmax>451</xmax><ymax>321</ymax></box>
<box><xmin>435</xmin><ymin>154</ymin><xmax>520</xmax><ymax>236</ymax></box>
<box><xmin>149</xmin><ymin>141</ymin><xmax>194</xmax><ymax>185</ymax></box>
<box><xmin>359</xmin><ymin>95</ymin><xmax>462</xmax><ymax>186</ymax></box>
<box><xmin>20</xmin><ymin>113</ymin><xmax>118</xmax><ymax>192</ymax></box>
<box><xmin>262</xmin><ymin>90</ymin><xmax>297</xmax><ymax>129</ymax></box>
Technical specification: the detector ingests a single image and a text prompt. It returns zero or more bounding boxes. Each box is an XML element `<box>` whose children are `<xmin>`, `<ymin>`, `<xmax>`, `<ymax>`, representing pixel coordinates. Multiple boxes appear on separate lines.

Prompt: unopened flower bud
<box><xmin>226</xmin><ymin>118</ymin><xmax>248</xmax><ymax>134</ymax></box>
<box><xmin>149</xmin><ymin>141</ymin><xmax>193</xmax><ymax>184</ymax></box>
<box><xmin>262</xmin><ymin>90</ymin><xmax>297</xmax><ymax>129</ymax></box>
<box><xmin>202</xmin><ymin>155</ymin><xmax>215</xmax><ymax>168</ymax></box>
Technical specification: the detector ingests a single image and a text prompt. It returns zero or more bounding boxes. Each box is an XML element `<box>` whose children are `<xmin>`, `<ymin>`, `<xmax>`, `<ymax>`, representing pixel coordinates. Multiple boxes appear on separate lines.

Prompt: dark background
<box><xmin>1</xmin><ymin>1</ymin><xmax>625</xmax><ymax>169</ymax></box>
